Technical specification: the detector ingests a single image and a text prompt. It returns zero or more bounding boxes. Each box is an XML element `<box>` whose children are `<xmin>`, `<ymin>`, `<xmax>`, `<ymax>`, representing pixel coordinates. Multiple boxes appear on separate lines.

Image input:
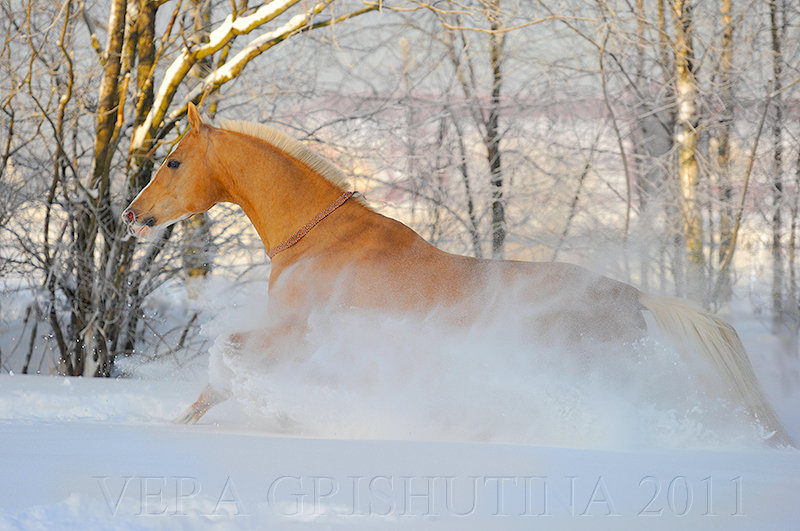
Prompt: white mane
<box><xmin>218</xmin><ymin>119</ymin><xmax>347</xmax><ymax>188</ymax></box>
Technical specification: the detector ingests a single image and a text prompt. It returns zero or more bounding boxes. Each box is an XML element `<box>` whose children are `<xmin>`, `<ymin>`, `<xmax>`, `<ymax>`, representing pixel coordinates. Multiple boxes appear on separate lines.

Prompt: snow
<box><xmin>0</xmin><ymin>375</ymin><xmax>798</xmax><ymax>530</ymax></box>
<box><xmin>1</xmin><ymin>277</ymin><xmax>800</xmax><ymax>529</ymax></box>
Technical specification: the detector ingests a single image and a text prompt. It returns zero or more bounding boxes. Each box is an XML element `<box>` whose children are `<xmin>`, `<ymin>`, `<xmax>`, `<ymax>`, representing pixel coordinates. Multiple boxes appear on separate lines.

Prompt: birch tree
<box><xmin>672</xmin><ymin>0</ymin><xmax>704</xmax><ymax>298</ymax></box>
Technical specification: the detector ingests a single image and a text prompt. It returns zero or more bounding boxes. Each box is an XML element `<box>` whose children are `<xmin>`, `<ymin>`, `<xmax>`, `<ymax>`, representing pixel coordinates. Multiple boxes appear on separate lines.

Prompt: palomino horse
<box><xmin>123</xmin><ymin>103</ymin><xmax>792</xmax><ymax>446</ymax></box>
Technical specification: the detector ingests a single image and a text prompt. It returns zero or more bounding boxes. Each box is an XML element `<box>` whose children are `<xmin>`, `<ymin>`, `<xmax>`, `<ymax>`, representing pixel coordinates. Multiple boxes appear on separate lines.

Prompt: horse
<box><xmin>122</xmin><ymin>103</ymin><xmax>792</xmax><ymax>446</ymax></box>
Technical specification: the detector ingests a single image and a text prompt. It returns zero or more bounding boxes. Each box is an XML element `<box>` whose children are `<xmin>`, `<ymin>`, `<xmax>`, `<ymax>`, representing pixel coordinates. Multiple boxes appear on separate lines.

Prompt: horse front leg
<box><xmin>173</xmin><ymin>322</ymin><xmax>303</xmax><ymax>425</ymax></box>
<box><xmin>174</xmin><ymin>384</ymin><xmax>229</xmax><ymax>424</ymax></box>
<box><xmin>173</xmin><ymin>330</ymin><xmax>249</xmax><ymax>424</ymax></box>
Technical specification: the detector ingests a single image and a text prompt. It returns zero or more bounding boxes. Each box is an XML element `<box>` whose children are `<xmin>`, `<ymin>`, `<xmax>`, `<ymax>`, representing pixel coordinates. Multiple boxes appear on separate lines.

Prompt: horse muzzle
<box><xmin>121</xmin><ymin>209</ymin><xmax>157</xmax><ymax>238</ymax></box>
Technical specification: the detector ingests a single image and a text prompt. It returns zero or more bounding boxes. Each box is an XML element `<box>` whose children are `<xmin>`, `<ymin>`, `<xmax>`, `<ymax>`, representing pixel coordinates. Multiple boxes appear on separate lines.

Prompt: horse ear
<box><xmin>187</xmin><ymin>102</ymin><xmax>203</xmax><ymax>130</ymax></box>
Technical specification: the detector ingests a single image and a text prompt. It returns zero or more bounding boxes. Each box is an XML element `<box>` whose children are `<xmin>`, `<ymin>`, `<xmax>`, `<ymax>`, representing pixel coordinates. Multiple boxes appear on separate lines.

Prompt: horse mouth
<box><xmin>122</xmin><ymin>210</ymin><xmax>157</xmax><ymax>238</ymax></box>
<box><xmin>130</xmin><ymin>223</ymin><xmax>154</xmax><ymax>238</ymax></box>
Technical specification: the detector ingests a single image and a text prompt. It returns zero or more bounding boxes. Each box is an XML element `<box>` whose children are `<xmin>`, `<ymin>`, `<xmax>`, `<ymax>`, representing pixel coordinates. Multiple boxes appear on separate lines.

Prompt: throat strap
<box><xmin>267</xmin><ymin>191</ymin><xmax>355</xmax><ymax>259</ymax></box>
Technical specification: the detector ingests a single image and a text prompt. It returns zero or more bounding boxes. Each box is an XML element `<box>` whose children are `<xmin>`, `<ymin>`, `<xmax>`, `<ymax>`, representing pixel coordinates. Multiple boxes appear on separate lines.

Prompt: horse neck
<box><xmin>212</xmin><ymin>131</ymin><xmax>344</xmax><ymax>251</ymax></box>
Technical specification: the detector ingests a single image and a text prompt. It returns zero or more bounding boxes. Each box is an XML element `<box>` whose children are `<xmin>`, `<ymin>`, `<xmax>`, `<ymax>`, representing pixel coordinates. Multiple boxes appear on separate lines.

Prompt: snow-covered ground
<box><xmin>0</xmin><ymin>375</ymin><xmax>798</xmax><ymax>530</ymax></box>
<box><xmin>1</xmin><ymin>276</ymin><xmax>799</xmax><ymax>529</ymax></box>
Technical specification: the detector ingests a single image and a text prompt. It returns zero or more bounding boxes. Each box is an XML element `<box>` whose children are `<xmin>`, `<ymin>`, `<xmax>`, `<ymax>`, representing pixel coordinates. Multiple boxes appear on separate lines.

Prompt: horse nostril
<box><xmin>141</xmin><ymin>216</ymin><xmax>157</xmax><ymax>227</ymax></box>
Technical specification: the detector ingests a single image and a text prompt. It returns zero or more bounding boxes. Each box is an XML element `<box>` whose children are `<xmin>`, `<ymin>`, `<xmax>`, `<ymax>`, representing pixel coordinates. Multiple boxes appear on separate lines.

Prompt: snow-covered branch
<box><xmin>131</xmin><ymin>0</ymin><xmax>304</xmax><ymax>151</ymax></box>
<box><xmin>178</xmin><ymin>1</ymin><xmax>355</xmax><ymax>117</ymax></box>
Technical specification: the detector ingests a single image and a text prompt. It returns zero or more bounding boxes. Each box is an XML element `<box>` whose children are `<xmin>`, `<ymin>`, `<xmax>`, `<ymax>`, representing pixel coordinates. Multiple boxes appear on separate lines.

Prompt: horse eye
<box><xmin>167</xmin><ymin>160</ymin><xmax>181</xmax><ymax>169</ymax></box>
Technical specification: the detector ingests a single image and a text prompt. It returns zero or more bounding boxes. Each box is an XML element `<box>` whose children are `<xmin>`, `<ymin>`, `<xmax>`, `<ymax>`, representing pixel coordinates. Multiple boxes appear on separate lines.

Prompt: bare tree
<box><xmin>394</xmin><ymin>0</ymin><xmax>511</xmax><ymax>258</ymax></box>
<box><xmin>769</xmin><ymin>0</ymin><xmax>787</xmax><ymax>332</ymax></box>
<box><xmin>1</xmin><ymin>0</ymin><xmax>377</xmax><ymax>376</ymax></box>
<box><xmin>712</xmin><ymin>0</ymin><xmax>735</xmax><ymax>304</ymax></box>
<box><xmin>5</xmin><ymin>0</ymin><xmax>800</xmax><ymax>375</ymax></box>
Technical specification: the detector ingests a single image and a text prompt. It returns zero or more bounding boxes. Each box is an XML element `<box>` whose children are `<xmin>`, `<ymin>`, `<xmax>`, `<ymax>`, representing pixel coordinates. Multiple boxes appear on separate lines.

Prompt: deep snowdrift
<box><xmin>1</xmin><ymin>375</ymin><xmax>799</xmax><ymax>530</ymax></box>
<box><xmin>2</xmin><ymin>277</ymin><xmax>799</xmax><ymax>529</ymax></box>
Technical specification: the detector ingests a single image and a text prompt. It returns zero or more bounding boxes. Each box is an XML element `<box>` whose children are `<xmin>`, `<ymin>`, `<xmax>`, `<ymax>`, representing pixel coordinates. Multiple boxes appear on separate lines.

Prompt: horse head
<box><xmin>122</xmin><ymin>103</ymin><xmax>223</xmax><ymax>238</ymax></box>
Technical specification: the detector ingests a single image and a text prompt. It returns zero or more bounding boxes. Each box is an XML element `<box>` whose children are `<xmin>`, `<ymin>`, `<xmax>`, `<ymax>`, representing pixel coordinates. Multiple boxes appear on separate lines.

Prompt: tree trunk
<box><xmin>182</xmin><ymin>0</ymin><xmax>214</xmax><ymax>293</ymax></box>
<box><xmin>714</xmin><ymin>0</ymin><xmax>735</xmax><ymax>304</ymax></box>
<box><xmin>790</xmin><ymin>141</ymin><xmax>800</xmax><ymax>338</ymax></box>
<box><xmin>447</xmin><ymin>105</ymin><xmax>483</xmax><ymax>258</ymax></box>
<box><xmin>61</xmin><ymin>0</ymin><xmax>128</xmax><ymax>376</ymax></box>
<box><xmin>769</xmin><ymin>0</ymin><xmax>785</xmax><ymax>332</ymax></box>
<box><xmin>656</xmin><ymin>0</ymin><xmax>681</xmax><ymax>294</ymax></box>
<box><xmin>486</xmin><ymin>0</ymin><xmax>505</xmax><ymax>259</ymax></box>
<box><xmin>673</xmin><ymin>0</ymin><xmax>705</xmax><ymax>301</ymax></box>
<box><xmin>634</xmin><ymin>0</ymin><xmax>650</xmax><ymax>292</ymax></box>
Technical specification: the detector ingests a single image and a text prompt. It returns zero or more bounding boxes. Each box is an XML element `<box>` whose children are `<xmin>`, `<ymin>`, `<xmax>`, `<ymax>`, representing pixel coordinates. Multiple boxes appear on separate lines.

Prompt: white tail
<box><xmin>639</xmin><ymin>292</ymin><xmax>792</xmax><ymax>447</ymax></box>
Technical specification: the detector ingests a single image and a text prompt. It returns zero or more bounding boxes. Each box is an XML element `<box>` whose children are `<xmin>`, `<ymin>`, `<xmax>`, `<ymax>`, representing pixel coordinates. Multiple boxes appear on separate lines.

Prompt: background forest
<box><xmin>1</xmin><ymin>0</ymin><xmax>800</xmax><ymax>377</ymax></box>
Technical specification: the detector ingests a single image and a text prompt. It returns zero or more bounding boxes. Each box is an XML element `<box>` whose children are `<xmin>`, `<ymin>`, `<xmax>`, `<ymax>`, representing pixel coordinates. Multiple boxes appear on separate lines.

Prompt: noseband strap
<box><xmin>267</xmin><ymin>191</ymin><xmax>355</xmax><ymax>259</ymax></box>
